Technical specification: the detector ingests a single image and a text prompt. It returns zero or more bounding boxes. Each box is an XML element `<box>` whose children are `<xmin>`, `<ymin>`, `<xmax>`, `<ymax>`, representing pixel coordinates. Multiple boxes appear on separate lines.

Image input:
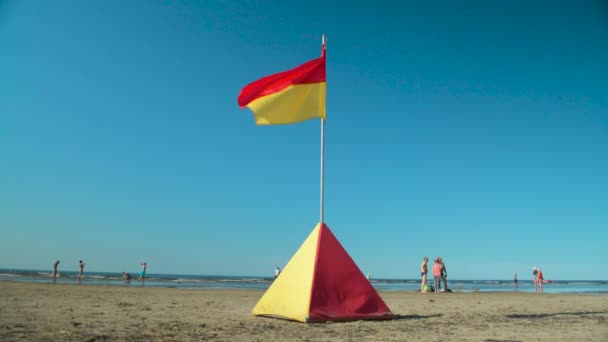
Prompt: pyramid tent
<box><xmin>252</xmin><ymin>222</ymin><xmax>393</xmax><ymax>322</ymax></box>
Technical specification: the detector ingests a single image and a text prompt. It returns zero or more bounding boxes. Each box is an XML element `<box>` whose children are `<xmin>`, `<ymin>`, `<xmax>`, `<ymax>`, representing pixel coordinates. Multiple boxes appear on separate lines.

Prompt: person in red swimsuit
<box><xmin>537</xmin><ymin>268</ymin><xmax>544</xmax><ymax>293</ymax></box>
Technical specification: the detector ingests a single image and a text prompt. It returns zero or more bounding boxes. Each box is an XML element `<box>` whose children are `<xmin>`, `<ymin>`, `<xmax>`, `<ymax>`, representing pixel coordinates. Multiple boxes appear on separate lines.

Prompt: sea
<box><xmin>1</xmin><ymin>269</ymin><xmax>606</xmax><ymax>294</ymax></box>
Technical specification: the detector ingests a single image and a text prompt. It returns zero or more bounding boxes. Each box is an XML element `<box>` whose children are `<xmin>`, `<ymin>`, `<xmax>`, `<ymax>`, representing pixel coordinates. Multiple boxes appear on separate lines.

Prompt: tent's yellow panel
<box><xmin>252</xmin><ymin>223</ymin><xmax>321</xmax><ymax>322</ymax></box>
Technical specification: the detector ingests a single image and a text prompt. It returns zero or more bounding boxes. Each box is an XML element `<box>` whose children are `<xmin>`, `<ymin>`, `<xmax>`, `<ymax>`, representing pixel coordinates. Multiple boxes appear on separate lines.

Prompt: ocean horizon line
<box><xmin>2</xmin><ymin>267</ymin><xmax>608</xmax><ymax>296</ymax></box>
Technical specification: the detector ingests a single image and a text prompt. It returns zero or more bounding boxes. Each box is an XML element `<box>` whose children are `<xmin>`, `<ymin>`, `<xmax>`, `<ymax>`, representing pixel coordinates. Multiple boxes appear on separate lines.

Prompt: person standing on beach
<box><xmin>420</xmin><ymin>257</ymin><xmax>429</xmax><ymax>292</ymax></box>
<box><xmin>513</xmin><ymin>273</ymin><xmax>518</xmax><ymax>285</ymax></box>
<box><xmin>439</xmin><ymin>258</ymin><xmax>448</xmax><ymax>292</ymax></box>
<box><xmin>532</xmin><ymin>267</ymin><xmax>539</xmax><ymax>291</ymax></box>
<box><xmin>138</xmin><ymin>262</ymin><xmax>147</xmax><ymax>284</ymax></box>
<box><xmin>536</xmin><ymin>268</ymin><xmax>544</xmax><ymax>293</ymax></box>
<box><xmin>78</xmin><ymin>260</ymin><xmax>85</xmax><ymax>283</ymax></box>
<box><xmin>432</xmin><ymin>258</ymin><xmax>441</xmax><ymax>293</ymax></box>
<box><xmin>52</xmin><ymin>260</ymin><xmax>60</xmax><ymax>283</ymax></box>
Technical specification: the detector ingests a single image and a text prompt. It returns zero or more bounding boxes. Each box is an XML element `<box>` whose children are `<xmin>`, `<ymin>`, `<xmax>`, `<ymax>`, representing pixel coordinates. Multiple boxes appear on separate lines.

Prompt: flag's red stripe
<box><xmin>238</xmin><ymin>55</ymin><xmax>326</xmax><ymax>108</ymax></box>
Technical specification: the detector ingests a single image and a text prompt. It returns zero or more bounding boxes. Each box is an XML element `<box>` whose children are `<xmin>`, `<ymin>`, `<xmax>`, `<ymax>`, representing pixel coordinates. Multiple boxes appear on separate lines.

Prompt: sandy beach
<box><xmin>1</xmin><ymin>282</ymin><xmax>607</xmax><ymax>341</ymax></box>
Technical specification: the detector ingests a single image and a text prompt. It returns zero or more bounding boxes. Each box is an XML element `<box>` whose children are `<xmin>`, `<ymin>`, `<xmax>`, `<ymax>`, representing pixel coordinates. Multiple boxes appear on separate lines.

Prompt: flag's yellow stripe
<box><xmin>252</xmin><ymin>224</ymin><xmax>322</xmax><ymax>322</ymax></box>
<box><xmin>247</xmin><ymin>83</ymin><xmax>326</xmax><ymax>125</ymax></box>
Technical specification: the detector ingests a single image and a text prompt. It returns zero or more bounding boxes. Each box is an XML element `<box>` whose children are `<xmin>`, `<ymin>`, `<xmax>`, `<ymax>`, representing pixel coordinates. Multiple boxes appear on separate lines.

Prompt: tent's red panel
<box><xmin>308</xmin><ymin>223</ymin><xmax>394</xmax><ymax>322</ymax></box>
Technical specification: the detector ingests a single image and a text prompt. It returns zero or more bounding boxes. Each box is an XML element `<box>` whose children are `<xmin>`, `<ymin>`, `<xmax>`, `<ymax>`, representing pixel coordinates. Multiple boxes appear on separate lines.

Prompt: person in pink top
<box><xmin>432</xmin><ymin>258</ymin><xmax>442</xmax><ymax>293</ymax></box>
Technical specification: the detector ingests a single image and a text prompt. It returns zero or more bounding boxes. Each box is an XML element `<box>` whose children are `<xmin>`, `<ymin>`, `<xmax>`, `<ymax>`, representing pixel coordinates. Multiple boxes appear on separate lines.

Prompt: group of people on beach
<box><xmin>51</xmin><ymin>260</ymin><xmax>147</xmax><ymax>284</ymax></box>
<box><xmin>420</xmin><ymin>260</ymin><xmax>549</xmax><ymax>294</ymax></box>
<box><xmin>517</xmin><ymin>267</ymin><xmax>550</xmax><ymax>293</ymax></box>
<box><xmin>122</xmin><ymin>262</ymin><xmax>146</xmax><ymax>283</ymax></box>
<box><xmin>420</xmin><ymin>257</ymin><xmax>448</xmax><ymax>293</ymax></box>
<box><xmin>52</xmin><ymin>260</ymin><xmax>85</xmax><ymax>283</ymax></box>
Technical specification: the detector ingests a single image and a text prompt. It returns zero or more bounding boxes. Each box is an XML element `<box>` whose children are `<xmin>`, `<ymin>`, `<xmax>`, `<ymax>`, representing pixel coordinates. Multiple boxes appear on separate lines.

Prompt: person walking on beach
<box><xmin>138</xmin><ymin>262</ymin><xmax>147</xmax><ymax>284</ymax></box>
<box><xmin>532</xmin><ymin>267</ymin><xmax>539</xmax><ymax>291</ymax></box>
<box><xmin>78</xmin><ymin>260</ymin><xmax>85</xmax><ymax>283</ymax></box>
<box><xmin>52</xmin><ymin>260</ymin><xmax>60</xmax><ymax>283</ymax></box>
<box><xmin>432</xmin><ymin>258</ymin><xmax>442</xmax><ymax>293</ymax></box>
<box><xmin>274</xmin><ymin>267</ymin><xmax>281</xmax><ymax>279</ymax></box>
<box><xmin>420</xmin><ymin>257</ymin><xmax>429</xmax><ymax>292</ymax></box>
<box><xmin>439</xmin><ymin>258</ymin><xmax>448</xmax><ymax>292</ymax></box>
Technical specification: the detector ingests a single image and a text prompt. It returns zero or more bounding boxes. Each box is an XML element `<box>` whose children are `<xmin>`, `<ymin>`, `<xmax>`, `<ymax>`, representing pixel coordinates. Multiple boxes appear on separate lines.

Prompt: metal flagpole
<box><xmin>320</xmin><ymin>34</ymin><xmax>326</xmax><ymax>224</ymax></box>
<box><xmin>320</xmin><ymin>115</ymin><xmax>325</xmax><ymax>223</ymax></box>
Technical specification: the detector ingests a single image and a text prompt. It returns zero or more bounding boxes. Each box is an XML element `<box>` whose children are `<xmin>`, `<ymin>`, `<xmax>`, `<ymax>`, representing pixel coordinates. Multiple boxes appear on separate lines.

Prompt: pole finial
<box><xmin>321</xmin><ymin>34</ymin><xmax>326</xmax><ymax>57</ymax></box>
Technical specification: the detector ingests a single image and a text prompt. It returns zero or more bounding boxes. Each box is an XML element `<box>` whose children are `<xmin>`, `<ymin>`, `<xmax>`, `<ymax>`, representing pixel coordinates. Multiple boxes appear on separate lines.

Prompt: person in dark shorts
<box><xmin>420</xmin><ymin>257</ymin><xmax>429</xmax><ymax>292</ymax></box>
<box><xmin>78</xmin><ymin>260</ymin><xmax>85</xmax><ymax>283</ymax></box>
<box><xmin>439</xmin><ymin>257</ymin><xmax>448</xmax><ymax>292</ymax></box>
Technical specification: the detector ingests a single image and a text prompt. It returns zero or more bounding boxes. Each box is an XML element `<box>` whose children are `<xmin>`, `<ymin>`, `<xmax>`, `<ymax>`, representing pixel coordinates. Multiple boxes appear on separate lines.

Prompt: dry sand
<box><xmin>1</xmin><ymin>281</ymin><xmax>607</xmax><ymax>341</ymax></box>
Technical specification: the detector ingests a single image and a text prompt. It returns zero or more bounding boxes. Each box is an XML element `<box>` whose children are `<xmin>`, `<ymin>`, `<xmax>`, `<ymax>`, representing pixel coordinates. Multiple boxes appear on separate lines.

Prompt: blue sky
<box><xmin>1</xmin><ymin>1</ymin><xmax>606</xmax><ymax>280</ymax></box>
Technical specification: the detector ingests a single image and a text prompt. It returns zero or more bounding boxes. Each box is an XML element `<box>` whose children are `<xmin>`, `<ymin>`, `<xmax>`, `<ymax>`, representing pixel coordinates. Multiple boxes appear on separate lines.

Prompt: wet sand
<box><xmin>1</xmin><ymin>281</ymin><xmax>607</xmax><ymax>341</ymax></box>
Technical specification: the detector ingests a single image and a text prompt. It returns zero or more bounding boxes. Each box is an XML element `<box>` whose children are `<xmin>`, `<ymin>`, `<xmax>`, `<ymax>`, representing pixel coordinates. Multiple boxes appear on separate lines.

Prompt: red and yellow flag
<box><xmin>238</xmin><ymin>45</ymin><xmax>326</xmax><ymax>125</ymax></box>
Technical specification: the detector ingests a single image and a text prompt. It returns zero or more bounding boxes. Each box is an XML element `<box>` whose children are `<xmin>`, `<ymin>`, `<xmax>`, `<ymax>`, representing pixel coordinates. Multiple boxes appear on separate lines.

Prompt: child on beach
<box><xmin>122</xmin><ymin>272</ymin><xmax>132</xmax><ymax>283</ymax></box>
<box><xmin>420</xmin><ymin>257</ymin><xmax>428</xmax><ymax>292</ymax></box>
<box><xmin>432</xmin><ymin>258</ymin><xmax>441</xmax><ymax>293</ymax></box>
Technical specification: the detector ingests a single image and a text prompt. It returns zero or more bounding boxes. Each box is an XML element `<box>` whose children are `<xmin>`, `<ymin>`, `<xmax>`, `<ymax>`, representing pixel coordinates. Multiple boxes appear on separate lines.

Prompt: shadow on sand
<box><xmin>505</xmin><ymin>311</ymin><xmax>608</xmax><ymax>319</ymax></box>
<box><xmin>392</xmin><ymin>314</ymin><xmax>442</xmax><ymax>320</ymax></box>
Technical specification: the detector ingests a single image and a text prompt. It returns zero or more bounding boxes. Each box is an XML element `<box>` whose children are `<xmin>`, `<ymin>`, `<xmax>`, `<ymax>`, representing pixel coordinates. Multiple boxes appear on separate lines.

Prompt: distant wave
<box><xmin>239</xmin><ymin>278</ymin><xmax>269</xmax><ymax>282</ymax></box>
<box><xmin>164</xmin><ymin>278</ymin><xmax>269</xmax><ymax>283</ymax></box>
<box><xmin>216</xmin><ymin>278</ymin><xmax>269</xmax><ymax>283</ymax></box>
<box><xmin>170</xmin><ymin>278</ymin><xmax>203</xmax><ymax>283</ymax></box>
